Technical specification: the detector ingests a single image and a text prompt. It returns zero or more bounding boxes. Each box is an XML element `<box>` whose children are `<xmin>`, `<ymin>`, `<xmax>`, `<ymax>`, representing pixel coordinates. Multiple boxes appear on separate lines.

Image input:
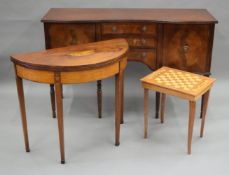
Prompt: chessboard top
<box><xmin>141</xmin><ymin>67</ymin><xmax>215</xmax><ymax>101</ymax></box>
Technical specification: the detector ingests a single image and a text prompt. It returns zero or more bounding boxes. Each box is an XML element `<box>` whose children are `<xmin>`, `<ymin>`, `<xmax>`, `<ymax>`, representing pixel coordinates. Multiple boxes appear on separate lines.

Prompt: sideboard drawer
<box><xmin>46</xmin><ymin>24</ymin><xmax>95</xmax><ymax>48</ymax></box>
<box><xmin>101</xmin><ymin>23</ymin><xmax>157</xmax><ymax>36</ymax></box>
<box><xmin>127</xmin><ymin>38</ymin><xmax>156</xmax><ymax>48</ymax></box>
<box><xmin>102</xmin><ymin>36</ymin><xmax>157</xmax><ymax>49</ymax></box>
<box><xmin>128</xmin><ymin>49</ymin><xmax>156</xmax><ymax>70</ymax></box>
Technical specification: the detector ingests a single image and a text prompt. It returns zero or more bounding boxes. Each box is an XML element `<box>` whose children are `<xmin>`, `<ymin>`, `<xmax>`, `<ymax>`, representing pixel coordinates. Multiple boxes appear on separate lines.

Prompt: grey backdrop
<box><xmin>0</xmin><ymin>0</ymin><xmax>229</xmax><ymax>175</ymax></box>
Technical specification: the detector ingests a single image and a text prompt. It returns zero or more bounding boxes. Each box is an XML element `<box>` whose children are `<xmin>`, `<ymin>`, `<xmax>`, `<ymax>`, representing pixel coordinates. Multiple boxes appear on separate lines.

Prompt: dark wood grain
<box><xmin>46</xmin><ymin>23</ymin><xmax>96</xmax><ymax>48</ymax></box>
<box><xmin>161</xmin><ymin>24</ymin><xmax>211</xmax><ymax>73</ymax></box>
<box><xmin>101</xmin><ymin>23</ymin><xmax>157</xmax><ymax>35</ymax></box>
<box><xmin>127</xmin><ymin>49</ymin><xmax>156</xmax><ymax>70</ymax></box>
<box><xmin>41</xmin><ymin>8</ymin><xmax>218</xmax><ymax>24</ymax></box>
<box><xmin>41</xmin><ymin>8</ymin><xmax>217</xmax><ymax>76</ymax></box>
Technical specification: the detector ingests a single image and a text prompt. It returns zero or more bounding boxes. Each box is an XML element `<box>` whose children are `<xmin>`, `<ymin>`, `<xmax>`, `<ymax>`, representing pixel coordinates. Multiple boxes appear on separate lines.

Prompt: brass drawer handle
<box><xmin>71</xmin><ymin>38</ymin><xmax>77</xmax><ymax>45</ymax></box>
<box><xmin>183</xmin><ymin>44</ymin><xmax>189</xmax><ymax>53</ymax></box>
<box><xmin>142</xmin><ymin>25</ymin><xmax>147</xmax><ymax>32</ymax></box>
<box><xmin>141</xmin><ymin>52</ymin><xmax>146</xmax><ymax>58</ymax></box>
<box><xmin>141</xmin><ymin>39</ymin><xmax>146</xmax><ymax>45</ymax></box>
<box><xmin>112</xmin><ymin>26</ymin><xmax>117</xmax><ymax>32</ymax></box>
<box><xmin>70</xmin><ymin>30</ymin><xmax>77</xmax><ymax>45</ymax></box>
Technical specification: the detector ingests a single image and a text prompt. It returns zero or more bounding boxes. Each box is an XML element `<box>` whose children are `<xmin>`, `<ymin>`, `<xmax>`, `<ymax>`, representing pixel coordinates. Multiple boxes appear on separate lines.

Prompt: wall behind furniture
<box><xmin>0</xmin><ymin>0</ymin><xmax>228</xmax><ymax>84</ymax></box>
<box><xmin>0</xmin><ymin>1</ymin><xmax>229</xmax><ymax>174</ymax></box>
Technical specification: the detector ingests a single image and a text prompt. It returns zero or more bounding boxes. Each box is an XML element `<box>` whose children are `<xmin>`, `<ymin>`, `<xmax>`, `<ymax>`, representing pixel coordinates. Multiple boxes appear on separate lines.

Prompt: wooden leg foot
<box><xmin>115</xmin><ymin>143</ymin><xmax>120</xmax><ymax>146</ymax></box>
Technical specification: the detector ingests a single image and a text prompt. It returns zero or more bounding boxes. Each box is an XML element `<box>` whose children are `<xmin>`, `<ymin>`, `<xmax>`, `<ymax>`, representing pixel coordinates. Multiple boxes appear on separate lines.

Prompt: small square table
<box><xmin>141</xmin><ymin>66</ymin><xmax>215</xmax><ymax>154</ymax></box>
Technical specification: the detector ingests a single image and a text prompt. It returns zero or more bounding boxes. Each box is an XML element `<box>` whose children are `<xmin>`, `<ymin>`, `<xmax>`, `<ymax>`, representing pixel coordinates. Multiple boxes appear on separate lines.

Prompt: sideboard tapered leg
<box><xmin>155</xmin><ymin>92</ymin><xmax>160</xmax><ymax>118</ymax></box>
<box><xmin>160</xmin><ymin>93</ymin><xmax>166</xmax><ymax>124</ymax></box>
<box><xmin>50</xmin><ymin>84</ymin><xmax>56</xmax><ymax>118</ymax></box>
<box><xmin>97</xmin><ymin>80</ymin><xmax>102</xmax><ymax>119</ymax></box>
<box><xmin>144</xmin><ymin>89</ymin><xmax>149</xmax><ymax>138</ymax></box>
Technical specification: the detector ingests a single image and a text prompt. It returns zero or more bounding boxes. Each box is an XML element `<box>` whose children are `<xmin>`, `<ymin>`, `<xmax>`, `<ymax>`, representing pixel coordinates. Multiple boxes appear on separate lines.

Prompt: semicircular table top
<box><xmin>11</xmin><ymin>39</ymin><xmax>129</xmax><ymax>71</ymax></box>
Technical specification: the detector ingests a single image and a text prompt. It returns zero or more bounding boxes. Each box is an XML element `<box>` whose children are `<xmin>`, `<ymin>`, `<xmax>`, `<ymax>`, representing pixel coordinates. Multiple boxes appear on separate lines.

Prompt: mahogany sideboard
<box><xmin>41</xmin><ymin>8</ymin><xmax>218</xmax><ymax>119</ymax></box>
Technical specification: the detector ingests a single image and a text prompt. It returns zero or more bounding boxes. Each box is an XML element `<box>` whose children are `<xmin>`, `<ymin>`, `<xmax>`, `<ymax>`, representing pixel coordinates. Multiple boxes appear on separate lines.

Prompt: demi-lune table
<box><xmin>11</xmin><ymin>39</ymin><xmax>128</xmax><ymax>164</ymax></box>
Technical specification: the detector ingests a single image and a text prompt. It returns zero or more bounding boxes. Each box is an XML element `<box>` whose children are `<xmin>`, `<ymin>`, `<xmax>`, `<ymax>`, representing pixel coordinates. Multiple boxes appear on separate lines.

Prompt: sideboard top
<box><xmin>41</xmin><ymin>8</ymin><xmax>218</xmax><ymax>24</ymax></box>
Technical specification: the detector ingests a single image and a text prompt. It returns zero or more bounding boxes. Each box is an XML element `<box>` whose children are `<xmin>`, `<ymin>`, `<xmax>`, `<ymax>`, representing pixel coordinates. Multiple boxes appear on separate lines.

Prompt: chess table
<box><xmin>141</xmin><ymin>67</ymin><xmax>215</xmax><ymax>154</ymax></box>
<box><xmin>11</xmin><ymin>39</ymin><xmax>128</xmax><ymax>164</ymax></box>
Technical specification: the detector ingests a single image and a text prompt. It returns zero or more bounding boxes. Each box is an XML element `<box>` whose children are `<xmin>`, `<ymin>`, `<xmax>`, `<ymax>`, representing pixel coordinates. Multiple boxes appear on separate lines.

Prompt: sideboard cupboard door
<box><xmin>45</xmin><ymin>23</ymin><xmax>96</xmax><ymax>49</ymax></box>
<box><xmin>161</xmin><ymin>24</ymin><xmax>212</xmax><ymax>74</ymax></box>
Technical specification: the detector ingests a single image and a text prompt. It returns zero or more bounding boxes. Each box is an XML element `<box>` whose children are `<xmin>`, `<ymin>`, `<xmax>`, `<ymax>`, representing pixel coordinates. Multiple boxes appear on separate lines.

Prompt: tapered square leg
<box><xmin>188</xmin><ymin>101</ymin><xmax>196</xmax><ymax>154</ymax></box>
<box><xmin>50</xmin><ymin>84</ymin><xmax>56</xmax><ymax>118</ymax></box>
<box><xmin>144</xmin><ymin>89</ymin><xmax>149</xmax><ymax>138</ymax></box>
<box><xmin>60</xmin><ymin>84</ymin><xmax>63</xmax><ymax>99</ymax></box>
<box><xmin>54</xmin><ymin>74</ymin><xmax>65</xmax><ymax>164</ymax></box>
<box><xmin>155</xmin><ymin>92</ymin><xmax>160</xmax><ymax>118</ymax></box>
<box><xmin>97</xmin><ymin>80</ymin><xmax>102</xmax><ymax>119</ymax></box>
<box><xmin>115</xmin><ymin>71</ymin><xmax>123</xmax><ymax>146</ymax></box>
<box><xmin>200</xmin><ymin>90</ymin><xmax>210</xmax><ymax>137</ymax></box>
<box><xmin>160</xmin><ymin>93</ymin><xmax>166</xmax><ymax>124</ymax></box>
<box><xmin>16</xmin><ymin>76</ymin><xmax>30</xmax><ymax>152</ymax></box>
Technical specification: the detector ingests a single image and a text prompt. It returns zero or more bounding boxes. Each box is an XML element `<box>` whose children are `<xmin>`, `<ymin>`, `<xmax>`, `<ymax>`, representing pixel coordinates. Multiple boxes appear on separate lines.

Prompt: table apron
<box><xmin>61</xmin><ymin>62</ymin><xmax>119</xmax><ymax>84</ymax></box>
<box><xmin>15</xmin><ymin>60</ymin><xmax>125</xmax><ymax>84</ymax></box>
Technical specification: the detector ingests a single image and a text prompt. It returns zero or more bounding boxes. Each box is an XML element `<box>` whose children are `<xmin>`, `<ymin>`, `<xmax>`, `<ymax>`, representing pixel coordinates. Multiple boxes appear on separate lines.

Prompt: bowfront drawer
<box><xmin>101</xmin><ymin>23</ymin><xmax>157</xmax><ymax>35</ymax></box>
<box><xmin>46</xmin><ymin>23</ymin><xmax>95</xmax><ymax>48</ymax></box>
<box><xmin>128</xmin><ymin>49</ymin><xmax>156</xmax><ymax>70</ymax></box>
